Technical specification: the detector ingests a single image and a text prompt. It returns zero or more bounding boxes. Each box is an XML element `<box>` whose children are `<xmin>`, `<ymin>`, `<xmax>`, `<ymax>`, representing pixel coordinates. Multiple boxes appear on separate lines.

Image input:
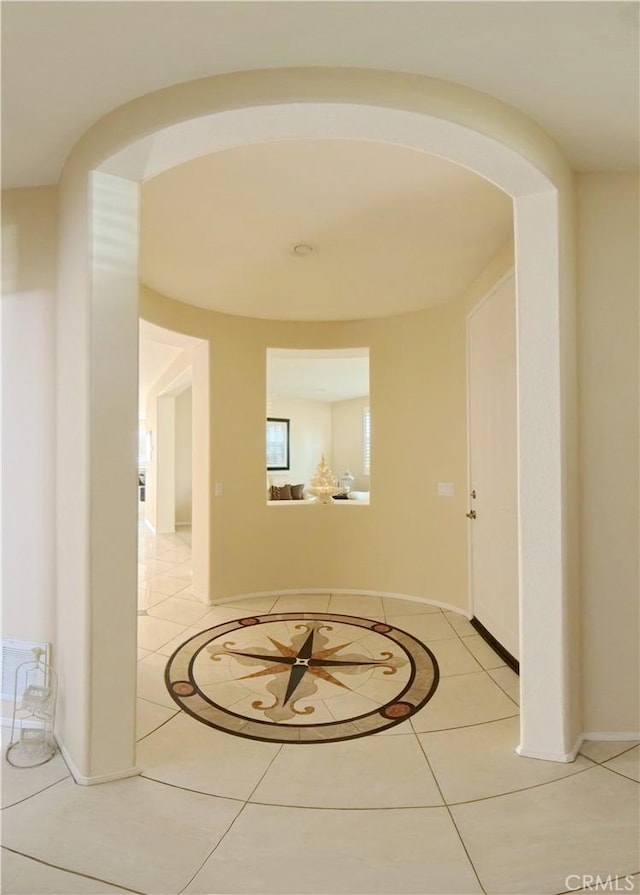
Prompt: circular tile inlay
<box><xmin>165</xmin><ymin>612</ymin><xmax>439</xmax><ymax>743</ymax></box>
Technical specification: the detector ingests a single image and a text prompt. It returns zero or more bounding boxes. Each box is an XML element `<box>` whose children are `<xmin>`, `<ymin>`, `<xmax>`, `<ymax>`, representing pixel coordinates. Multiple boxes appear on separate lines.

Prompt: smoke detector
<box><xmin>293</xmin><ymin>244</ymin><xmax>314</xmax><ymax>256</ymax></box>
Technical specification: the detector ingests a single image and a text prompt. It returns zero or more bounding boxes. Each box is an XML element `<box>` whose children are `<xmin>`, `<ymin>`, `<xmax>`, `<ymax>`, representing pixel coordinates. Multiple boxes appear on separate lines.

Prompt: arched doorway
<box><xmin>54</xmin><ymin>68</ymin><xmax>578</xmax><ymax>782</ymax></box>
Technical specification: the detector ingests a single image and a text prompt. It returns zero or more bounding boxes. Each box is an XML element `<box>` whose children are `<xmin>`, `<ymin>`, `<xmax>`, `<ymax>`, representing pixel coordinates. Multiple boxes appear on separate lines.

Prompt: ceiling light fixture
<box><xmin>293</xmin><ymin>243</ymin><xmax>314</xmax><ymax>256</ymax></box>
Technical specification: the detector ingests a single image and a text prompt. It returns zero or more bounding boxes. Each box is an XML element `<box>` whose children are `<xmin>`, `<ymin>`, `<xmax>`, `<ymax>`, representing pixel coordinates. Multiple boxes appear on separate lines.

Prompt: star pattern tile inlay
<box><xmin>206</xmin><ymin>622</ymin><xmax>407</xmax><ymax>721</ymax></box>
<box><xmin>166</xmin><ymin>612</ymin><xmax>439</xmax><ymax>743</ymax></box>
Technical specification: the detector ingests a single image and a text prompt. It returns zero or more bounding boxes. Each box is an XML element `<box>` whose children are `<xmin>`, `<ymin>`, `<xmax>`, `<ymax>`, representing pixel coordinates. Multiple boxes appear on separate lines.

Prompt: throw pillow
<box><xmin>290</xmin><ymin>484</ymin><xmax>305</xmax><ymax>500</ymax></box>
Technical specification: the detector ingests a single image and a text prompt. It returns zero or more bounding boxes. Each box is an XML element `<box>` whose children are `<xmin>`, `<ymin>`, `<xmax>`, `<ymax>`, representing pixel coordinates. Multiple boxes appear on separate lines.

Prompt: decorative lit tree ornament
<box><xmin>307</xmin><ymin>454</ymin><xmax>341</xmax><ymax>503</ymax></box>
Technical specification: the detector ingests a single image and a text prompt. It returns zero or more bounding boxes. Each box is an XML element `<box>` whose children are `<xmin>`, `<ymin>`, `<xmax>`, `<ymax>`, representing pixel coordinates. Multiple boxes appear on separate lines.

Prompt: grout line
<box><xmin>0</xmin><ymin>773</ymin><xmax>71</xmax><ymax>811</ymax></box>
<box><xmin>597</xmin><ymin>763</ymin><xmax>640</xmax><ymax>785</ymax></box>
<box><xmin>0</xmin><ymin>845</ymin><xmax>147</xmax><ymax>894</ymax></box>
<box><xmin>484</xmin><ymin>669</ymin><xmax>520</xmax><ymax>708</ymax></box>
<box><xmin>176</xmin><ymin>743</ymin><xmax>285</xmax><ymax>895</ymax></box>
<box><xmin>135</xmin><ymin>708</ymin><xmax>180</xmax><ymax>744</ymax></box>
<box><xmin>138</xmin><ymin>773</ymin><xmax>246</xmax><ymax>806</ymax></box>
<box><xmin>580</xmin><ymin>742</ymin><xmax>640</xmax><ymax>765</ymax></box>
<box><xmin>411</xmin><ymin>712</ymin><xmax>519</xmax><ymax>736</ymax></box>
<box><xmin>414</xmin><ymin>733</ymin><xmax>488</xmax><ymax>894</ymax></box>
<box><xmin>444</xmin><ymin>761</ymin><xmax>600</xmax><ymax>807</ymax></box>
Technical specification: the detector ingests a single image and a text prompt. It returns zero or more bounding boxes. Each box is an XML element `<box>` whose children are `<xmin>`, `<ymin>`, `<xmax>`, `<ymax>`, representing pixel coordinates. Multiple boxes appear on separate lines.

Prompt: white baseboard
<box><xmin>57</xmin><ymin>738</ymin><xmax>141</xmax><ymax>786</ymax></box>
<box><xmin>516</xmin><ymin>729</ymin><xmax>640</xmax><ymax>763</ymax></box>
<box><xmin>206</xmin><ymin>588</ymin><xmax>470</xmax><ymax>618</ymax></box>
<box><xmin>582</xmin><ymin>731</ymin><xmax>640</xmax><ymax>742</ymax></box>
<box><xmin>516</xmin><ymin>742</ymin><xmax>581</xmax><ymax>763</ymax></box>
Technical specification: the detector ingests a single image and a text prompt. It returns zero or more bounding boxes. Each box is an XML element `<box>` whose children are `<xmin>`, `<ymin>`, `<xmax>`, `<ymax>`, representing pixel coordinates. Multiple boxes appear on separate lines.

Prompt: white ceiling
<box><xmin>2</xmin><ymin>1</ymin><xmax>638</xmax><ymax>189</ymax></box>
<box><xmin>5</xmin><ymin>0</ymin><xmax>638</xmax><ymax>371</ymax></box>
<box><xmin>140</xmin><ymin>139</ymin><xmax>513</xmax><ymax>321</ymax></box>
<box><xmin>268</xmin><ymin>348</ymin><xmax>369</xmax><ymax>404</ymax></box>
<box><xmin>138</xmin><ymin>320</ymin><xmax>200</xmax><ymax>409</ymax></box>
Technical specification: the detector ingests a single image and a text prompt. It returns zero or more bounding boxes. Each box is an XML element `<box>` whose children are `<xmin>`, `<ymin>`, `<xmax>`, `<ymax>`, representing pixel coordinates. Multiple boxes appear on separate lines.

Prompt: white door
<box><xmin>467</xmin><ymin>272</ymin><xmax>519</xmax><ymax>659</ymax></box>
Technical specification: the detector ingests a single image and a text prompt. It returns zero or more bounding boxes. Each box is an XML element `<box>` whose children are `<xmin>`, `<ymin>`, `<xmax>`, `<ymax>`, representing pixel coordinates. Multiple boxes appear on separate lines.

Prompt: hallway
<box><xmin>1</xmin><ymin>522</ymin><xmax>638</xmax><ymax>895</ymax></box>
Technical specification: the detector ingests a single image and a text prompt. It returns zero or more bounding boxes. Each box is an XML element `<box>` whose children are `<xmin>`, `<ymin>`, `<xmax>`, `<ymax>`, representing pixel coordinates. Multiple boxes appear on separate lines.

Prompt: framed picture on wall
<box><xmin>266</xmin><ymin>417</ymin><xmax>290</xmax><ymax>470</ymax></box>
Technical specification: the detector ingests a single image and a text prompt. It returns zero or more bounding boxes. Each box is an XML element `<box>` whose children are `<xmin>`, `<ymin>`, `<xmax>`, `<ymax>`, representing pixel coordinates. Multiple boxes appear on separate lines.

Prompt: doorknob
<box><xmin>466</xmin><ymin>510</ymin><xmax>477</xmax><ymax>519</ymax></box>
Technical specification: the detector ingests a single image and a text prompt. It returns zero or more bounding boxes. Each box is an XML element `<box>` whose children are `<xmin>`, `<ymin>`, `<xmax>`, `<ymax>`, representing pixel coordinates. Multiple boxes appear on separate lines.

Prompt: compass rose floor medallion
<box><xmin>165</xmin><ymin>612</ymin><xmax>440</xmax><ymax>743</ymax></box>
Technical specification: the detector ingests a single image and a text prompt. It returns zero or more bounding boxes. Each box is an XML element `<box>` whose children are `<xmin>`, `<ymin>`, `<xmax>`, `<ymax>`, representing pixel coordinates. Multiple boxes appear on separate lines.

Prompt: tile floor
<box><xmin>2</xmin><ymin>520</ymin><xmax>639</xmax><ymax>895</ymax></box>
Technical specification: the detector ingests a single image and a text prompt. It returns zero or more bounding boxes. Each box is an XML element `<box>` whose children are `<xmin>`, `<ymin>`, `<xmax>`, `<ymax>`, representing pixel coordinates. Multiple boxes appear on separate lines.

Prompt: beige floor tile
<box><xmin>153</xmin><ymin>549</ymin><xmax>192</xmax><ymax>563</ymax></box>
<box><xmin>443</xmin><ymin>610</ymin><xmax>476</xmax><ymax>636</ymax></box>
<box><xmin>603</xmin><ymin>745</ymin><xmax>640</xmax><ymax>782</ymax></box>
<box><xmin>451</xmin><ymin>767</ymin><xmax>640</xmax><ymax>895</ymax></box>
<box><xmin>0</xmin><ymin>849</ymin><xmax>131</xmax><ymax>894</ymax></box>
<box><xmin>138</xmin><ymin>558</ymin><xmax>177</xmax><ymax>580</ymax></box>
<box><xmin>221</xmin><ymin>595</ymin><xmax>279</xmax><ymax>612</ymax></box>
<box><xmin>2</xmin><ymin>730</ymin><xmax>69</xmax><ymax>809</ymax></box>
<box><xmin>381</xmin><ymin>596</ymin><xmax>442</xmax><ymax>615</ymax></box>
<box><xmin>137</xmin><ymin>586</ymin><xmax>170</xmax><ymax>610</ymax></box>
<box><xmin>488</xmin><ymin>665</ymin><xmax>520</xmax><ymax>704</ymax></box>
<box><xmin>143</xmin><ymin>574</ymin><xmax>191</xmax><ymax>597</ymax></box>
<box><xmin>164</xmin><ymin>559</ymin><xmax>193</xmax><ymax>578</ymax></box>
<box><xmin>137</xmin><ymin>646</ymin><xmax>151</xmax><ymax>661</ymax></box>
<box><xmin>460</xmin><ymin>633</ymin><xmax>506</xmax><ymax>669</ymax></box>
<box><xmin>373</xmin><ymin>718</ymin><xmax>416</xmax><ymax>736</ymax></box>
<box><xmin>147</xmin><ymin>594</ymin><xmax>211</xmax><ymax>626</ymax></box>
<box><xmin>183</xmin><ymin>803</ymin><xmax>482</xmax><ymax>894</ymax></box>
<box><xmin>155</xmin><ymin>622</ymin><xmax>210</xmax><ymax>657</ymax></box>
<box><xmin>2</xmin><ymin>776</ymin><xmax>241</xmax><ymax>894</ymax></box>
<box><xmin>411</xmin><ymin>671</ymin><xmax>518</xmax><ymax>732</ymax></box>
<box><xmin>328</xmin><ymin>593</ymin><xmax>385</xmax><ymax>618</ymax></box>
<box><xmin>136</xmin><ymin>614</ymin><xmax>187</xmax><ymax>652</ymax></box>
<box><xmin>425</xmin><ymin>637</ymin><xmax>483</xmax><ymax>676</ymax></box>
<box><xmin>198</xmin><ymin>604</ymin><xmax>263</xmax><ymax>626</ymax></box>
<box><xmin>171</xmin><ymin>583</ymin><xmax>200</xmax><ymax>601</ymax></box>
<box><xmin>137</xmin><ymin>712</ymin><xmax>280</xmax><ymax>799</ymax></box>
<box><xmin>135</xmin><ymin>697</ymin><xmax>177</xmax><ymax>741</ymax></box>
<box><xmin>580</xmin><ymin>739</ymin><xmax>640</xmax><ymax>764</ymax></box>
<box><xmin>419</xmin><ymin>716</ymin><xmax>594</xmax><ymax>803</ymax></box>
<box><xmin>387</xmin><ymin>611</ymin><xmax>457</xmax><ymax>642</ymax></box>
<box><xmin>251</xmin><ymin>734</ymin><xmax>443</xmax><ymax>808</ymax></box>
<box><xmin>136</xmin><ymin>651</ymin><xmax>178</xmax><ymax>709</ymax></box>
<box><xmin>271</xmin><ymin>593</ymin><xmax>331</xmax><ymax>613</ymax></box>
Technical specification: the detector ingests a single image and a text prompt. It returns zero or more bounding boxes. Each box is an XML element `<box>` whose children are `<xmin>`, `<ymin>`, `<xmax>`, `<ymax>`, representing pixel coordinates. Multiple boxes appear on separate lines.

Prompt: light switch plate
<box><xmin>438</xmin><ymin>482</ymin><xmax>455</xmax><ymax>497</ymax></box>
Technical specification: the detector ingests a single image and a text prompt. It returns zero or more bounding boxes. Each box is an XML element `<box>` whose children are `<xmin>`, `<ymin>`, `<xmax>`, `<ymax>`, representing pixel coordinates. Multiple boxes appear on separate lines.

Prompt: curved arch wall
<box><xmin>139</xmin><ymin>242</ymin><xmax>513</xmax><ymax>606</ymax></box>
<box><xmin>52</xmin><ymin>67</ymin><xmax>580</xmax><ymax>781</ymax></box>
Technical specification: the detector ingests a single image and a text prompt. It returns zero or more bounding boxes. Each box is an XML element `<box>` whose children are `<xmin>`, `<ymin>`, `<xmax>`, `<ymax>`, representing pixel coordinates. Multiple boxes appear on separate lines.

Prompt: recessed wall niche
<box><xmin>266</xmin><ymin>348</ymin><xmax>370</xmax><ymax>503</ymax></box>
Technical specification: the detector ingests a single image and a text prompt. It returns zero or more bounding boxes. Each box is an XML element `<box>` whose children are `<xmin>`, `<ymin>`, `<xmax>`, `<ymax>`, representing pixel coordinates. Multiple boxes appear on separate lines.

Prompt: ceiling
<box><xmin>268</xmin><ymin>349</ymin><xmax>369</xmax><ymax>404</ymax></box>
<box><xmin>4</xmin><ymin>1</ymin><xmax>638</xmax><ymax>363</ymax></box>
<box><xmin>2</xmin><ymin>1</ymin><xmax>638</xmax><ymax>190</ymax></box>
<box><xmin>138</xmin><ymin>320</ymin><xmax>200</xmax><ymax>410</ymax></box>
<box><xmin>139</xmin><ymin>329</ymin><xmax>369</xmax><ymax>406</ymax></box>
<box><xmin>140</xmin><ymin>139</ymin><xmax>513</xmax><ymax>321</ymax></box>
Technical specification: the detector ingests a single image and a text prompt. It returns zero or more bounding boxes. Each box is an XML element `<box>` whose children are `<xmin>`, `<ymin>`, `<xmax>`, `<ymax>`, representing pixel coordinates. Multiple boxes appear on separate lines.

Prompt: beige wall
<box><xmin>1</xmin><ymin>187</ymin><xmax>58</xmax><ymax>644</ymax></box>
<box><xmin>332</xmin><ymin>396</ymin><xmax>370</xmax><ymax>492</ymax></box>
<box><xmin>143</xmin><ymin>348</ymin><xmax>192</xmax><ymax>532</ymax></box>
<box><xmin>140</xmin><ymin>241</ymin><xmax>514</xmax><ymax>608</ymax></box>
<box><xmin>175</xmin><ymin>387</ymin><xmax>193</xmax><ymax>525</ymax></box>
<box><xmin>578</xmin><ymin>172</ymin><xmax>639</xmax><ymax>734</ymax></box>
<box><xmin>267</xmin><ymin>396</ymin><xmax>332</xmax><ymax>491</ymax></box>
